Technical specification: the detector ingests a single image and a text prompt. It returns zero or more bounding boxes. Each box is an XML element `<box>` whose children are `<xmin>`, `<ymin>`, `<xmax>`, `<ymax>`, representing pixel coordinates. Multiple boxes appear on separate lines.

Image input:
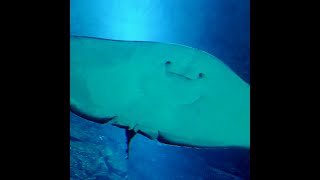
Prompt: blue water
<box><xmin>70</xmin><ymin>0</ymin><xmax>250</xmax><ymax>179</ymax></box>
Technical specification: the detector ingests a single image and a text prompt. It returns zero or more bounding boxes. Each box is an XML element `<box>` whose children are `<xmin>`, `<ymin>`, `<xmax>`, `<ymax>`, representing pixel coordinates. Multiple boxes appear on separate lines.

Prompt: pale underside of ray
<box><xmin>70</xmin><ymin>36</ymin><xmax>250</xmax><ymax>148</ymax></box>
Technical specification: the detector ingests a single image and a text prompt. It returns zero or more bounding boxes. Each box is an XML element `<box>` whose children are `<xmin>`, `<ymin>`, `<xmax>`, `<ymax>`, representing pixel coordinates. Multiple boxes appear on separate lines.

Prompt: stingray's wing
<box><xmin>70</xmin><ymin>36</ymin><xmax>143</xmax><ymax>122</ymax></box>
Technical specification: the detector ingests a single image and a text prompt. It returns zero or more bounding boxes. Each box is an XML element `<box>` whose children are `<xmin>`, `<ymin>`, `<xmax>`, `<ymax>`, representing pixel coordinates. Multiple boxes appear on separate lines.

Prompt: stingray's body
<box><xmin>70</xmin><ymin>36</ymin><xmax>250</xmax><ymax>149</ymax></box>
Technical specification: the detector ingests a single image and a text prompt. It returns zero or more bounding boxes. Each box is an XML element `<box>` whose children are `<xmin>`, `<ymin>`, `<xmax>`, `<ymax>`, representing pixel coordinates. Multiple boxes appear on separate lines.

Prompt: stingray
<box><xmin>70</xmin><ymin>36</ymin><xmax>250</xmax><ymax>156</ymax></box>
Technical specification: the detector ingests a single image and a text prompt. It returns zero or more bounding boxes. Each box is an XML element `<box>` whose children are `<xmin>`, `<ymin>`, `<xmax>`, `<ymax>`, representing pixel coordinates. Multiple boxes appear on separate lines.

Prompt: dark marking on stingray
<box><xmin>168</xmin><ymin>71</ymin><xmax>193</xmax><ymax>80</ymax></box>
<box><xmin>164</xmin><ymin>60</ymin><xmax>188</xmax><ymax>79</ymax></box>
<box><xmin>164</xmin><ymin>60</ymin><xmax>200</xmax><ymax>80</ymax></box>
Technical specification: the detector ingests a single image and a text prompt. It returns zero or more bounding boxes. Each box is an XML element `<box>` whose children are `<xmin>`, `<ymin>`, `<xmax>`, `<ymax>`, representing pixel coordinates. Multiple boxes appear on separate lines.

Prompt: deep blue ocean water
<box><xmin>70</xmin><ymin>0</ymin><xmax>250</xmax><ymax>179</ymax></box>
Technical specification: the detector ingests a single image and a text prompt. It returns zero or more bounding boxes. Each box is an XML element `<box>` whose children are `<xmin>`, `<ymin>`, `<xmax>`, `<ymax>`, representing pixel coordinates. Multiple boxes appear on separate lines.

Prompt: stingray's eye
<box><xmin>165</xmin><ymin>61</ymin><xmax>171</xmax><ymax>65</ymax></box>
<box><xmin>198</xmin><ymin>73</ymin><xmax>204</xmax><ymax>78</ymax></box>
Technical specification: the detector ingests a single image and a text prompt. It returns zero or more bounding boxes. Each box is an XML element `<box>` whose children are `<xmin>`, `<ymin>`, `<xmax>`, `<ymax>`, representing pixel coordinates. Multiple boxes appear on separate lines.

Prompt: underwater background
<box><xmin>70</xmin><ymin>0</ymin><xmax>250</xmax><ymax>179</ymax></box>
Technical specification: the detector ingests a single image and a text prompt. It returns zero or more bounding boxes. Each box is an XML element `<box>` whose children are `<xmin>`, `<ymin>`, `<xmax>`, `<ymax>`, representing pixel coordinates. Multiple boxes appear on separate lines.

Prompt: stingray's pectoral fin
<box><xmin>109</xmin><ymin>117</ymin><xmax>160</xmax><ymax>159</ymax></box>
<box><xmin>109</xmin><ymin>117</ymin><xmax>140</xmax><ymax>159</ymax></box>
<box><xmin>70</xmin><ymin>104</ymin><xmax>117</xmax><ymax>124</ymax></box>
<box><xmin>134</xmin><ymin>125</ymin><xmax>159</xmax><ymax>140</ymax></box>
<box><xmin>124</xmin><ymin>125</ymin><xmax>159</xmax><ymax>159</ymax></box>
<box><xmin>87</xmin><ymin>116</ymin><xmax>118</xmax><ymax>124</ymax></box>
<box><xmin>71</xmin><ymin>109</ymin><xmax>117</xmax><ymax>124</ymax></box>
